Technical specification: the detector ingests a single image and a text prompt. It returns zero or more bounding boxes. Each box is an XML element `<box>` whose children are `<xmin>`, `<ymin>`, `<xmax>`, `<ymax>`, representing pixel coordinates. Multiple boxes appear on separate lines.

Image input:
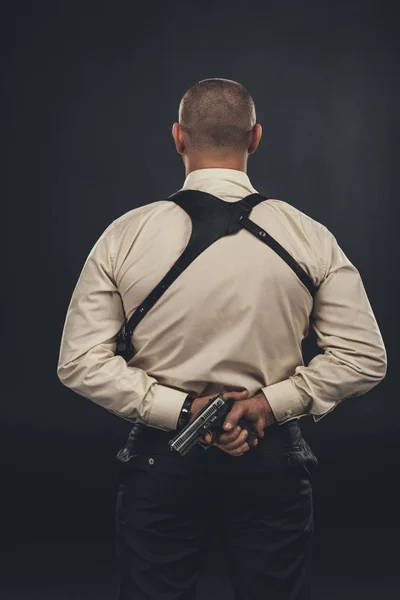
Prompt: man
<box><xmin>57</xmin><ymin>78</ymin><xmax>387</xmax><ymax>600</ymax></box>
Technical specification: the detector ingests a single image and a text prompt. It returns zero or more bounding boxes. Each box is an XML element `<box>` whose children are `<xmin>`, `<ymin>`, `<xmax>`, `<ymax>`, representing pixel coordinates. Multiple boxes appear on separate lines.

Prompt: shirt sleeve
<box><xmin>56</xmin><ymin>222</ymin><xmax>188</xmax><ymax>431</ymax></box>
<box><xmin>262</xmin><ymin>228</ymin><xmax>387</xmax><ymax>423</ymax></box>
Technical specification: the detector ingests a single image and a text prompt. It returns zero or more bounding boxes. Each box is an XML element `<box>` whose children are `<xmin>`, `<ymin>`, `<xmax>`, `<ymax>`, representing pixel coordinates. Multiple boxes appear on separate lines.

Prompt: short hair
<box><xmin>178</xmin><ymin>78</ymin><xmax>256</xmax><ymax>152</ymax></box>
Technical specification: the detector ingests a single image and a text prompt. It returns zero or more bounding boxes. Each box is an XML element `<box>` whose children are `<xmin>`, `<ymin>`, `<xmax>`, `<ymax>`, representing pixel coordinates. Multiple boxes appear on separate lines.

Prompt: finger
<box><xmin>202</xmin><ymin>432</ymin><xmax>213</xmax><ymax>444</ymax></box>
<box><xmin>256</xmin><ymin>421</ymin><xmax>266</xmax><ymax>438</ymax></box>
<box><xmin>222</xmin><ymin>390</ymin><xmax>249</xmax><ymax>400</ymax></box>
<box><xmin>232</xmin><ymin>442</ymin><xmax>251</xmax><ymax>456</ymax></box>
<box><xmin>219</xmin><ymin>428</ymin><xmax>249</xmax><ymax>451</ymax></box>
<box><xmin>221</xmin><ymin>441</ymin><xmax>250</xmax><ymax>456</ymax></box>
<box><xmin>223</xmin><ymin>433</ymin><xmax>259</xmax><ymax>450</ymax></box>
<box><xmin>218</xmin><ymin>425</ymin><xmax>242</xmax><ymax>445</ymax></box>
<box><xmin>222</xmin><ymin>404</ymin><xmax>245</xmax><ymax>433</ymax></box>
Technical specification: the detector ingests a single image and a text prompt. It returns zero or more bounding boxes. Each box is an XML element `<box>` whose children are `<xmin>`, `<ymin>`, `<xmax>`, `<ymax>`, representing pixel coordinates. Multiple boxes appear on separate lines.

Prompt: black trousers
<box><xmin>114</xmin><ymin>419</ymin><xmax>318</xmax><ymax>600</ymax></box>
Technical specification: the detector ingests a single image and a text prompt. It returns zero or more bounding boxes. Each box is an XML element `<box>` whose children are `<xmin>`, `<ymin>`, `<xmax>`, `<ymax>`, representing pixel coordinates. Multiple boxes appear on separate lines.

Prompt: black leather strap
<box><xmin>123</xmin><ymin>189</ymin><xmax>315</xmax><ymax>339</ymax></box>
<box><xmin>238</xmin><ymin>215</ymin><xmax>316</xmax><ymax>298</ymax></box>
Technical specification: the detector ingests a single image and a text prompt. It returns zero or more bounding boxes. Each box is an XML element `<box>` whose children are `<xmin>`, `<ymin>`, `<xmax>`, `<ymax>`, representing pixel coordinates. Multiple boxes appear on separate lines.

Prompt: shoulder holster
<box><xmin>115</xmin><ymin>189</ymin><xmax>316</xmax><ymax>462</ymax></box>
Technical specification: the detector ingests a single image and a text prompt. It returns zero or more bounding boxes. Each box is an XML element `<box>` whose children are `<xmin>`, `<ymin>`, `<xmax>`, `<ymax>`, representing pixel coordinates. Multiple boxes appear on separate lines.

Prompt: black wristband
<box><xmin>177</xmin><ymin>395</ymin><xmax>196</xmax><ymax>430</ymax></box>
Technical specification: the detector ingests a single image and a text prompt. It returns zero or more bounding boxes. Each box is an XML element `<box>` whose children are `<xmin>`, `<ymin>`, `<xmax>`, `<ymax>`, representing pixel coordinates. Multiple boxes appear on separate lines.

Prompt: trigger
<box><xmin>205</xmin><ymin>429</ymin><xmax>217</xmax><ymax>443</ymax></box>
<box><xmin>198</xmin><ymin>439</ymin><xmax>212</xmax><ymax>450</ymax></box>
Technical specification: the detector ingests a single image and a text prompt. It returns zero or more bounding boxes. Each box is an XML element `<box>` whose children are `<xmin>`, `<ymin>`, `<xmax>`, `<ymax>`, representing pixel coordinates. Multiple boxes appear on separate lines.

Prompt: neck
<box><xmin>184</xmin><ymin>152</ymin><xmax>248</xmax><ymax>177</ymax></box>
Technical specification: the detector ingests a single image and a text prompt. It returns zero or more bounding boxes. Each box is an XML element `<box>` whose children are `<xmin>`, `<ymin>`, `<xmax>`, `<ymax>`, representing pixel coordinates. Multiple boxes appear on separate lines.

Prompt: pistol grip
<box><xmin>237</xmin><ymin>419</ymin><xmax>259</xmax><ymax>444</ymax></box>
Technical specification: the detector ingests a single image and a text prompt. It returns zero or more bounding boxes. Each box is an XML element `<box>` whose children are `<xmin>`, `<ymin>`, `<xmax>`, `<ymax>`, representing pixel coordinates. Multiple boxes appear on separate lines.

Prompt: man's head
<box><xmin>172</xmin><ymin>78</ymin><xmax>262</xmax><ymax>173</ymax></box>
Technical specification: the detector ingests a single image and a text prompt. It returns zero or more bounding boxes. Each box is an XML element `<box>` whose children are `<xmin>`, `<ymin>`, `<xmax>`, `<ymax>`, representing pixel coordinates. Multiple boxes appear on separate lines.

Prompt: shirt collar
<box><xmin>178</xmin><ymin>168</ymin><xmax>258</xmax><ymax>202</ymax></box>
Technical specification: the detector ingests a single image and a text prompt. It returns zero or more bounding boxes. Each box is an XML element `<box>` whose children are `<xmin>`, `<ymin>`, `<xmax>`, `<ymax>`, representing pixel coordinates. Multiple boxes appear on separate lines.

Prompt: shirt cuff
<box><xmin>261</xmin><ymin>379</ymin><xmax>309</xmax><ymax>423</ymax></box>
<box><xmin>146</xmin><ymin>384</ymin><xmax>190</xmax><ymax>431</ymax></box>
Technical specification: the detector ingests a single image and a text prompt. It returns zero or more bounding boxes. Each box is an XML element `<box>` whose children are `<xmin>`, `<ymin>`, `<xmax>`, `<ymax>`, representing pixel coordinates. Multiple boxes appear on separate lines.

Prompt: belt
<box><xmin>136</xmin><ymin>418</ymin><xmax>302</xmax><ymax>456</ymax></box>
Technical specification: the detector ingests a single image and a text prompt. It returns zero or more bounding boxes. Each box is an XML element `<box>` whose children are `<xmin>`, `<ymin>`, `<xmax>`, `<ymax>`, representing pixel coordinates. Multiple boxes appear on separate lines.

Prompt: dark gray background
<box><xmin>3</xmin><ymin>0</ymin><xmax>398</xmax><ymax>598</ymax></box>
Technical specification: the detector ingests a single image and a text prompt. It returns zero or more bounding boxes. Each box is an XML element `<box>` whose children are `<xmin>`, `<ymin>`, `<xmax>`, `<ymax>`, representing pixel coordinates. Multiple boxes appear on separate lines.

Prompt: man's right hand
<box><xmin>188</xmin><ymin>390</ymin><xmax>259</xmax><ymax>456</ymax></box>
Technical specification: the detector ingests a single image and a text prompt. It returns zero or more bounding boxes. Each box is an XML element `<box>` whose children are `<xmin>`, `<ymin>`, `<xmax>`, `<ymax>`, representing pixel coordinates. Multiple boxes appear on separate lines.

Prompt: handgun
<box><xmin>168</xmin><ymin>392</ymin><xmax>259</xmax><ymax>456</ymax></box>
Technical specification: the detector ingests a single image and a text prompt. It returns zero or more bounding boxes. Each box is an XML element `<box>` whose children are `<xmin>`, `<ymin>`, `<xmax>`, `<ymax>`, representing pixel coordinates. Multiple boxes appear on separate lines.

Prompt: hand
<box><xmin>203</xmin><ymin>391</ymin><xmax>277</xmax><ymax>457</ymax></box>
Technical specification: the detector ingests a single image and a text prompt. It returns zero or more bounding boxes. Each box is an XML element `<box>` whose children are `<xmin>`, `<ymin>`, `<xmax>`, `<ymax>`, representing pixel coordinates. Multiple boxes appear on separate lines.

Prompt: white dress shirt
<box><xmin>57</xmin><ymin>168</ymin><xmax>387</xmax><ymax>430</ymax></box>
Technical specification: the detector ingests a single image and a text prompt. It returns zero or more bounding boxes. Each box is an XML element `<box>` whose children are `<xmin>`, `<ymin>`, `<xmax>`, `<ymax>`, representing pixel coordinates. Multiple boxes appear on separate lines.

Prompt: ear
<box><xmin>172</xmin><ymin>122</ymin><xmax>185</xmax><ymax>154</ymax></box>
<box><xmin>248</xmin><ymin>123</ymin><xmax>262</xmax><ymax>155</ymax></box>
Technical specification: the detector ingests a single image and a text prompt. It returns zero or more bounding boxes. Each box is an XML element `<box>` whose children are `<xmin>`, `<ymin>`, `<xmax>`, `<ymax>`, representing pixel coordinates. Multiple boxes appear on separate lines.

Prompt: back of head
<box><xmin>179</xmin><ymin>78</ymin><xmax>256</xmax><ymax>154</ymax></box>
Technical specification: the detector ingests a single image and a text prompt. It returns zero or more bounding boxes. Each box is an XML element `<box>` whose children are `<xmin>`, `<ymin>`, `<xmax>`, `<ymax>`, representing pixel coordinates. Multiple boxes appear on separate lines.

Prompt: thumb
<box><xmin>223</xmin><ymin>402</ymin><xmax>245</xmax><ymax>431</ymax></box>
